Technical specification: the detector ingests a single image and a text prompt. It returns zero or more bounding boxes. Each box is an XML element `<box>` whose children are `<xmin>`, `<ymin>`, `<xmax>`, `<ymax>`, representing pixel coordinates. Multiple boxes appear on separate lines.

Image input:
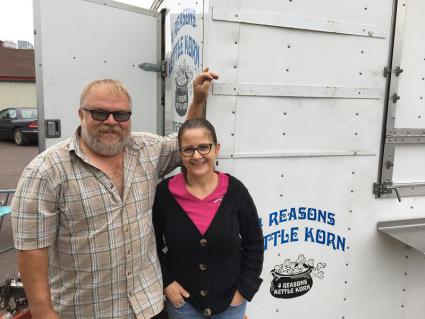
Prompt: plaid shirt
<box><xmin>12</xmin><ymin>128</ymin><xmax>180</xmax><ymax>319</ymax></box>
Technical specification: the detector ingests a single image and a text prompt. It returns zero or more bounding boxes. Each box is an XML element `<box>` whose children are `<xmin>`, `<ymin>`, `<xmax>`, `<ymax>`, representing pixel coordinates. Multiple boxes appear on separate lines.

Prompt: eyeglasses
<box><xmin>179</xmin><ymin>143</ymin><xmax>214</xmax><ymax>157</ymax></box>
<box><xmin>80</xmin><ymin>107</ymin><xmax>132</xmax><ymax>122</ymax></box>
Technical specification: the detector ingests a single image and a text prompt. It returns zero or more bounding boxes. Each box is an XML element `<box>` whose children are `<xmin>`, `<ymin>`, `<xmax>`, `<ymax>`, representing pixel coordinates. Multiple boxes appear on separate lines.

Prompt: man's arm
<box><xmin>17</xmin><ymin>248</ymin><xmax>60</xmax><ymax>319</ymax></box>
<box><xmin>186</xmin><ymin>67</ymin><xmax>219</xmax><ymax>119</ymax></box>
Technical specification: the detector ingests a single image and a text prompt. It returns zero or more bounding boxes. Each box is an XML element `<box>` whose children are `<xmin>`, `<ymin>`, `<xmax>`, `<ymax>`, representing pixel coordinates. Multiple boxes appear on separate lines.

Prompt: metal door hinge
<box><xmin>391</xmin><ymin>93</ymin><xmax>400</xmax><ymax>103</ymax></box>
<box><xmin>373</xmin><ymin>181</ymin><xmax>401</xmax><ymax>202</ymax></box>
<box><xmin>394</xmin><ymin>66</ymin><xmax>403</xmax><ymax>76</ymax></box>
<box><xmin>383</xmin><ymin>66</ymin><xmax>391</xmax><ymax>77</ymax></box>
<box><xmin>383</xmin><ymin>66</ymin><xmax>403</xmax><ymax>77</ymax></box>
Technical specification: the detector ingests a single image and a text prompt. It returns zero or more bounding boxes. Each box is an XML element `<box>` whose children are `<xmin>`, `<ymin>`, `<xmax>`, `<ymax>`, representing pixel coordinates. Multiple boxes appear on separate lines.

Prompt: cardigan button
<box><xmin>203</xmin><ymin>308</ymin><xmax>212</xmax><ymax>316</ymax></box>
<box><xmin>199</xmin><ymin>263</ymin><xmax>207</xmax><ymax>271</ymax></box>
<box><xmin>200</xmin><ymin>289</ymin><xmax>208</xmax><ymax>297</ymax></box>
<box><xmin>200</xmin><ymin>239</ymin><xmax>207</xmax><ymax>247</ymax></box>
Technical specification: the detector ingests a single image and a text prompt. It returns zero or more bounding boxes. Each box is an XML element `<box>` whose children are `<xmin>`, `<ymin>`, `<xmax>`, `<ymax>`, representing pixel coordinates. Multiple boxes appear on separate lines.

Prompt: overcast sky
<box><xmin>0</xmin><ymin>0</ymin><xmax>154</xmax><ymax>44</ymax></box>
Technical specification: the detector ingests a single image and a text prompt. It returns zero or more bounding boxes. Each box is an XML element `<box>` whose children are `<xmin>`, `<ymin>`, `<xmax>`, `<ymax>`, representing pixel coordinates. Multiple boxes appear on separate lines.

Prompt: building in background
<box><xmin>0</xmin><ymin>40</ymin><xmax>36</xmax><ymax>109</ymax></box>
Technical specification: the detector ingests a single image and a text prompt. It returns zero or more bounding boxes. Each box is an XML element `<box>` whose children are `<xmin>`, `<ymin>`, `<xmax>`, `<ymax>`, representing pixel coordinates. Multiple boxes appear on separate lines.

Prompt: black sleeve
<box><xmin>236</xmin><ymin>183</ymin><xmax>264</xmax><ymax>301</ymax></box>
<box><xmin>152</xmin><ymin>184</ymin><xmax>174</xmax><ymax>288</ymax></box>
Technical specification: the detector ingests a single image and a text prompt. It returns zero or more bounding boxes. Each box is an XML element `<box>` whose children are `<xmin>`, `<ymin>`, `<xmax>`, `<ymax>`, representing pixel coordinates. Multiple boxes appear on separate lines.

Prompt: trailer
<box><xmin>33</xmin><ymin>0</ymin><xmax>425</xmax><ymax>318</ymax></box>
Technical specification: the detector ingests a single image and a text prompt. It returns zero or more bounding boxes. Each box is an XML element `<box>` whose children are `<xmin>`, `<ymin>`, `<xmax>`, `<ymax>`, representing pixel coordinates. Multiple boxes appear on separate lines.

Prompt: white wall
<box><xmin>0</xmin><ymin>81</ymin><xmax>36</xmax><ymax>108</ymax></box>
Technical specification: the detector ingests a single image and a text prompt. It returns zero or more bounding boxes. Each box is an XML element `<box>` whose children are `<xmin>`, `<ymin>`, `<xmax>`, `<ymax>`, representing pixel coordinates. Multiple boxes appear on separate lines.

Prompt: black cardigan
<box><xmin>152</xmin><ymin>174</ymin><xmax>264</xmax><ymax>316</ymax></box>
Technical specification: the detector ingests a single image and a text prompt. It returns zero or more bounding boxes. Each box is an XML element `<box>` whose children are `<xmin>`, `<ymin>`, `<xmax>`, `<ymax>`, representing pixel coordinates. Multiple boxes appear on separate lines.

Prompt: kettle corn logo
<box><xmin>174</xmin><ymin>60</ymin><xmax>194</xmax><ymax>116</ymax></box>
<box><xmin>270</xmin><ymin>254</ymin><xmax>326</xmax><ymax>299</ymax></box>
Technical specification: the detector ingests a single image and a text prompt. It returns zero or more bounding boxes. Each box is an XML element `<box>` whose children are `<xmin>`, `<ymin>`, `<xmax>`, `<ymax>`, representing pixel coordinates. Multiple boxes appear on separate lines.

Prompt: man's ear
<box><xmin>78</xmin><ymin>108</ymin><xmax>83</xmax><ymax>120</ymax></box>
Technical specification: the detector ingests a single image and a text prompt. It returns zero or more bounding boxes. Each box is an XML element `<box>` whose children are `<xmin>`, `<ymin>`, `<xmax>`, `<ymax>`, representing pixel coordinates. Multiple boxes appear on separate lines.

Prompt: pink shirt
<box><xmin>168</xmin><ymin>172</ymin><xmax>229</xmax><ymax>235</ymax></box>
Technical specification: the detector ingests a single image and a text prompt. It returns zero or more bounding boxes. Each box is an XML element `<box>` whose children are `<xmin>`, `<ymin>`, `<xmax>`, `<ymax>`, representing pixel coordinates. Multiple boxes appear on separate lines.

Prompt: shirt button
<box><xmin>127</xmin><ymin>271</ymin><xmax>132</xmax><ymax>276</ymax></box>
<box><xmin>128</xmin><ymin>292</ymin><xmax>133</xmax><ymax>297</ymax></box>
<box><xmin>124</xmin><ymin>227</ymin><xmax>129</xmax><ymax>233</ymax></box>
<box><xmin>127</xmin><ymin>249</ymin><xmax>131</xmax><ymax>255</ymax></box>
<box><xmin>203</xmin><ymin>308</ymin><xmax>212</xmax><ymax>317</ymax></box>
<box><xmin>200</xmin><ymin>239</ymin><xmax>207</xmax><ymax>247</ymax></box>
<box><xmin>199</xmin><ymin>263</ymin><xmax>207</xmax><ymax>271</ymax></box>
<box><xmin>200</xmin><ymin>289</ymin><xmax>208</xmax><ymax>297</ymax></box>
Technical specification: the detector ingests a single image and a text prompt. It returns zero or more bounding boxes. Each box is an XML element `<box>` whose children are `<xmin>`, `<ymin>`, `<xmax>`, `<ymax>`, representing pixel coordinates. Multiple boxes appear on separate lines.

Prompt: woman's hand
<box><xmin>230</xmin><ymin>290</ymin><xmax>245</xmax><ymax>306</ymax></box>
<box><xmin>165</xmin><ymin>281</ymin><xmax>190</xmax><ymax>308</ymax></box>
<box><xmin>192</xmin><ymin>67</ymin><xmax>219</xmax><ymax>105</ymax></box>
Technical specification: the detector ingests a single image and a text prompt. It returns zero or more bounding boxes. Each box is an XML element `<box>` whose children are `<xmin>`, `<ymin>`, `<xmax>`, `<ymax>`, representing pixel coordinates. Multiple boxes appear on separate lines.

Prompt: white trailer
<box><xmin>34</xmin><ymin>0</ymin><xmax>425</xmax><ymax>318</ymax></box>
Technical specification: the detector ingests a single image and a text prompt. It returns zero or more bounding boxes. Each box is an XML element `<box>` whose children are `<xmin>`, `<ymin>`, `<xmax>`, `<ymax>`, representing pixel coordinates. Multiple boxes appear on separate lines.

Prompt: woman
<box><xmin>153</xmin><ymin>118</ymin><xmax>264</xmax><ymax>319</ymax></box>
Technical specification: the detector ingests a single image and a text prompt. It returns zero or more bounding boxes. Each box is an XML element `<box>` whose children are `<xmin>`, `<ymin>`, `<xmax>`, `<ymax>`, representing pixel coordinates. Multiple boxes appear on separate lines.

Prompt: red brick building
<box><xmin>0</xmin><ymin>40</ymin><xmax>36</xmax><ymax>108</ymax></box>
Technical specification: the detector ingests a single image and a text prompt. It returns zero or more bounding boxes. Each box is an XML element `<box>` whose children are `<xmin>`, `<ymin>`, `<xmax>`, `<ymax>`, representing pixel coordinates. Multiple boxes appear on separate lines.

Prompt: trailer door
<box><xmin>34</xmin><ymin>0</ymin><xmax>161</xmax><ymax>150</ymax></box>
<box><xmin>376</xmin><ymin>0</ymin><xmax>425</xmax><ymax>199</ymax></box>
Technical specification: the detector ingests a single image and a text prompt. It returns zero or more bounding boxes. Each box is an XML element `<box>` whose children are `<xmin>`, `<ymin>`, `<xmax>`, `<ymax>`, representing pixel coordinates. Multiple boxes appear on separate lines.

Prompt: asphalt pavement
<box><xmin>0</xmin><ymin>139</ymin><xmax>38</xmax><ymax>285</ymax></box>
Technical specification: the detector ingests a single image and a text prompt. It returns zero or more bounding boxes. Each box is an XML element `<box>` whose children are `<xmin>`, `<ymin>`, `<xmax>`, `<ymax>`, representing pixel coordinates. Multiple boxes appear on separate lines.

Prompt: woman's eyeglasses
<box><xmin>179</xmin><ymin>143</ymin><xmax>213</xmax><ymax>157</ymax></box>
<box><xmin>80</xmin><ymin>107</ymin><xmax>132</xmax><ymax>122</ymax></box>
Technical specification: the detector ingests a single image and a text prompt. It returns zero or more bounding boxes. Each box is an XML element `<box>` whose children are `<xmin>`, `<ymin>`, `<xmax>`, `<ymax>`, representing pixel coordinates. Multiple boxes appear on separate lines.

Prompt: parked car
<box><xmin>0</xmin><ymin>107</ymin><xmax>38</xmax><ymax>145</ymax></box>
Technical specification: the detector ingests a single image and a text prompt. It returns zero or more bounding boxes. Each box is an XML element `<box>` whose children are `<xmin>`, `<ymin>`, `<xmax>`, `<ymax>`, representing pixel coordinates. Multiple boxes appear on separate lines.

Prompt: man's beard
<box><xmin>81</xmin><ymin>124</ymin><xmax>130</xmax><ymax>157</ymax></box>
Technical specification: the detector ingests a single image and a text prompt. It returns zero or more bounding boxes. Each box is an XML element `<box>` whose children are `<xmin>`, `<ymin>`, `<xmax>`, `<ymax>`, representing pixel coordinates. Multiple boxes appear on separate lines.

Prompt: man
<box><xmin>11</xmin><ymin>69</ymin><xmax>218</xmax><ymax>319</ymax></box>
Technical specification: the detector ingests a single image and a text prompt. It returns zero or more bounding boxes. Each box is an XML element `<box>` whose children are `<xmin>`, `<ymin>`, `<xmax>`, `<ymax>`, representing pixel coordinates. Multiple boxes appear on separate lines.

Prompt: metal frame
<box><xmin>374</xmin><ymin>0</ymin><xmax>425</xmax><ymax>198</ymax></box>
<box><xmin>213</xmin><ymin>83</ymin><xmax>383</xmax><ymax>99</ymax></box>
<box><xmin>212</xmin><ymin>7</ymin><xmax>388</xmax><ymax>38</ymax></box>
<box><xmin>33</xmin><ymin>0</ymin><xmax>46</xmax><ymax>152</ymax></box>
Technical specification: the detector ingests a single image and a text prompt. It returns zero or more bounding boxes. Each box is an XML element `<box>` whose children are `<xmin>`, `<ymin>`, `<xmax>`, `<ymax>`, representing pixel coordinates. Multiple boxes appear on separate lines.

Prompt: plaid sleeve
<box><xmin>157</xmin><ymin>133</ymin><xmax>181</xmax><ymax>178</ymax></box>
<box><xmin>11</xmin><ymin>165</ymin><xmax>60</xmax><ymax>250</ymax></box>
